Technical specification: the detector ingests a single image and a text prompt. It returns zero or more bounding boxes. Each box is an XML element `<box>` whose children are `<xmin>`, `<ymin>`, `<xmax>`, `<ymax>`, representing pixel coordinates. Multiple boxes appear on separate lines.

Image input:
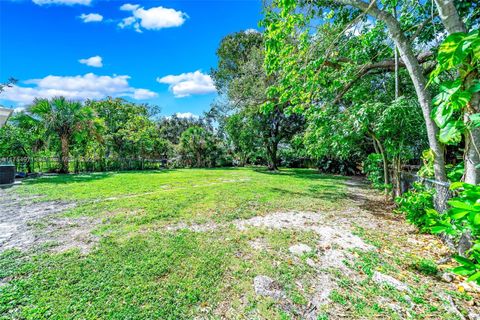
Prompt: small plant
<box><xmin>411</xmin><ymin>258</ymin><xmax>438</xmax><ymax>276</ymax></box>
<box><xmin>395</xmin><ymin>183</ymin><xmax>438</xmax><ymax>232</ymax></box>
<box><xmin>430</xmin><ymin>183</ymin><xmax>480</xmax><ymax>284</ymax></box>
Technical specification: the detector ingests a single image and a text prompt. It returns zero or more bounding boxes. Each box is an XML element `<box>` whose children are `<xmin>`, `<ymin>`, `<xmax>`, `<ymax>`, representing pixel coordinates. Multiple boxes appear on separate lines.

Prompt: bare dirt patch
<box><xmin>0</xmin><ymin>188</ymin><xmax>98</xmax><ymax>254</ymax></box>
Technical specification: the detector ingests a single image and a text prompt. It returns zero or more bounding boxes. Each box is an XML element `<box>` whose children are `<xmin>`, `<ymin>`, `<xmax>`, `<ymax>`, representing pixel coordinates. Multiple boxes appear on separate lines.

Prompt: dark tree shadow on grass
<box><xmin>253</xmin><ymin>167</ymin><xmax>348</xmax><ymax>181</ymax></box>
<box><xmin>23</xmin><ymin>169</ymin><xmax>176</xmax><ymax>185</ymax></box>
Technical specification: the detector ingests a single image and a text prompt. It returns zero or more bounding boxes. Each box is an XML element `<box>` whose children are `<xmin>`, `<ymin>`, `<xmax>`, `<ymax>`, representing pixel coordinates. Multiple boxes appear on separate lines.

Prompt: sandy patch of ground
<box><xmin>0</xmin><ymin>188</ymin><xmax>98</xmax><ymax>254</ymax></box>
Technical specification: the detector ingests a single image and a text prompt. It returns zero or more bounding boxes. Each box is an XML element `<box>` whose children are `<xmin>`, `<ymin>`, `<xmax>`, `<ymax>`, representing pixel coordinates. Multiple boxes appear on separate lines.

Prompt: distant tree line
<box><xmin>0</xmin><ymin>93</ymin><xmax>308</xmax><ymax>173</ymax></box>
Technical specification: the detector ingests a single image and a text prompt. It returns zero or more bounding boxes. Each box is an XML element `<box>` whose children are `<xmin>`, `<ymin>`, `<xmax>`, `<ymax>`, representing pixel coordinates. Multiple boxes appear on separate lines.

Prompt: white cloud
<box><xmin>118</xmin><ymin>17</ymin><xmax>141</xmax><ymax>33</ymax></box>
<box><xmin>0</xmin><ymin>73</ymin><xmax>158</xmax><ymax>105</ymax></box>
<box><xmin>79</xmin><ymin>13</ymin><xmax>103</xmax><ymax>23</ymax></box>
<box><xmin>244</xmin><ymin>28</ymin><xmax>259</xmax><ymax>34</ymax></box>
<box><xmin>120</xmin><ymin>3</ymin><xmax>139</xmax><ymax>11</ymax></box>
<box><xmin>33</xmin><ymin>0</ymin><xmax>91</xmax><ymax>5</ymax></box>
<box><xmin>157</xmin><ymin>70</ymin><xmax>216</xmax><ymax>98</ymax></box>
<box><xmin>118</xmin><ymin>3</ymin><xmax>187</xmax><ymax>32</ymax></box>
<box><xmin>79</xmin><ymin>55</ymin><xmax>103</xmax><ymax>67</ymax></box>
<box><xmin>165</xmin><ymin>112</ymin><xmax>199</xmax><ymax>120</ymax></box>
<box><xmin>175</xmin><ymin>112</ymin><xmax>198</xmax><ymax>119</ymax></box>
<box><xmin>132</xmin><ymin>88</ymin><xmax>157</xmax><ymax>100</ymax></box>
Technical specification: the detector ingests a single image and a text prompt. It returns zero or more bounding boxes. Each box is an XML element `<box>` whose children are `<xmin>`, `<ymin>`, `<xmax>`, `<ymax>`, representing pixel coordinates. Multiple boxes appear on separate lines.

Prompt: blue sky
<box><xmin>0</xmin><ymin>0</ymin><xmax>263</xmax><ymax>117</ymax></box>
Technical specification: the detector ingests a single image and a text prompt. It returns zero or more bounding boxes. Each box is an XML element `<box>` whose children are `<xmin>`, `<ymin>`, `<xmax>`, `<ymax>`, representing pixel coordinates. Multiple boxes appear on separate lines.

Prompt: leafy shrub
<box><xmin>430</xmin><ymin>183</ymin><xmax>480</xmax><ymax>284</ymax></box>
<box><xmin>417</xmin><ymin>149</ymin><xmax>434</xmax><ymax>178</ymax></box>
<box><xmin>316</xmin><ymin>157</ymin><xmax>360</xmax><ymax>175</ymax></box>
<box><xmin>395</xmin><ymin>182</ymin><xmax>438</xmax><ymax>232</ymax></box>
<box><xmin>446</xmin><ymin>162</ymin><xmax>464</xmax><ymax>182</ymax></box>
<box><xmin>362</xmin><ymin>153</ymin><xmax>386</xmax><ymax>190</ymax></box>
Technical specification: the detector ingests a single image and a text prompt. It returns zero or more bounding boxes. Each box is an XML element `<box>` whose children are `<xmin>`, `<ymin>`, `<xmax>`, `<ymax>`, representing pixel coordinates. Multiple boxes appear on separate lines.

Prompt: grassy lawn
<box><xmin>0</xmin><ymin>168</ymin><xmax>475</xmax><ymax>319</ymax></box>
<box><xmin>0</xmin><ymin>168</ymin><xmax>348</xmax><ymax>319</ymax></box>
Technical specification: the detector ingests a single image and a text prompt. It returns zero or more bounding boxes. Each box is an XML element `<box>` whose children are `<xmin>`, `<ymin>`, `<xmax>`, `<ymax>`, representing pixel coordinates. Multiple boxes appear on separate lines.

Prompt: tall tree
<box><xmin>264</xmin><ymin>0</ymin><xmax>449</xmax><ymax>184</ymax></box>
<box><xmin>212</xmin><ymin>30</ymin><xmax>305</xmax><ymax>170</ymax></box>
<box><xmin>29</xmin><ymin>97</ymin><xmax>96</xmax><ymax>173</ymax></box>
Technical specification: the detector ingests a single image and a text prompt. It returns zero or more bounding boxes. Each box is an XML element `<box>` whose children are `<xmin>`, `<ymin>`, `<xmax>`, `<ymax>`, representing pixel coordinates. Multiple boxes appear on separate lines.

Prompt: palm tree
<box><xmin>29</xmin><ymin>97</ymin><xmax>95</xmax><ymax>173</ymax></box>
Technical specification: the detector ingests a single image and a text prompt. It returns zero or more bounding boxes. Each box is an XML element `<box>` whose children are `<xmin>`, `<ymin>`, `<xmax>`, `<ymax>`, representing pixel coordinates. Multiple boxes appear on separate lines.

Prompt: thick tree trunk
<box><xmin>334</xmin><ymin>0</ymin><xmax>448</xmax><ymax>184</ymax></box>
<box><xmin>60</xmin><ymin>134</ymin><xmax>70</xmax><ymax>174</ymax></box>
<box><xmin>433</xmin><ymin>0</ymin><xmax>466</xmax><ymax>33</ymax></box>
<box><xmin>267</xmin><ymin>142</ymin><xmax>279</xmax><ymax>171</ymax></box>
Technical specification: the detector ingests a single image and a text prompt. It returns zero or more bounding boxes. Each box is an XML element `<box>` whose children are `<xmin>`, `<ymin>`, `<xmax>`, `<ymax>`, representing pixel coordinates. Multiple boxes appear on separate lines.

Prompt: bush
<box><xmin>362</xmin><ymin>154</ymin><xmax>386</xmax><ymax>190</ymax></box>
<box><xmin>316</xmin><ymin>157</ymin><xmax>360</xmax><ymax>175</ymax></box>
<box><xmin>395</xmin><ymin>182</ymin><xmax>438</xmax><ymax>232</ymax></box>
<box><xmin>429</xmin><ymin>183</ymin><xmax>480</xmax><ymax>284</ymax></box>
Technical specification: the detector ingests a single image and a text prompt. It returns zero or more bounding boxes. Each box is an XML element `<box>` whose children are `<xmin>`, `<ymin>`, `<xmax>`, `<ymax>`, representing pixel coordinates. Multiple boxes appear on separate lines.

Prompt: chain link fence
<box><xmin>396</xmin><ymin>170</ymin><xmax>452</xmax><ymax>213</ymax></box>
<box><xmin>0</xmin><ymin>157</ymin><xmax>168</xmax><ymax>174</ymax></box>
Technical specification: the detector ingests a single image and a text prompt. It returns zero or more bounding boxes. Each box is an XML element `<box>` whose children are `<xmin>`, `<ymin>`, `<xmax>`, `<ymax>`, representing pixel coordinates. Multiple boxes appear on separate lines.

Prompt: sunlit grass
<box><xmin>1</xmin><ymin>168</ymin><xmax>348</xmax><ymax>319</ymax></box>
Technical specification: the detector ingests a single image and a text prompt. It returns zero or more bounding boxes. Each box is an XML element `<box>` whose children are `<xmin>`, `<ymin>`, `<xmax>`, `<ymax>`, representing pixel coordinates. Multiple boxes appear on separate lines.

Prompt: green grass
<box><xmin>0</xmin><ymin>168</ymin><xmax>468</xmax><ymax>319</ymax></box>
<box><xmin>1</xmin><ymin>168</ymin><xmax>348</xmax><ymax>319</ymax></box>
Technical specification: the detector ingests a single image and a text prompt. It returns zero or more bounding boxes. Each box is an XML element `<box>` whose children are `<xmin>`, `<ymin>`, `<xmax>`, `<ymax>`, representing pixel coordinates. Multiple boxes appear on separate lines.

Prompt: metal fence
<box><xmin>0</xmin><ymin>157</ymin><xmax>168</xmax><ymax>174</ymax></box>
<box><xmin>396</xmin><ymin>170</ymin><xmax>452</xmax><ymax>213</ymax></box>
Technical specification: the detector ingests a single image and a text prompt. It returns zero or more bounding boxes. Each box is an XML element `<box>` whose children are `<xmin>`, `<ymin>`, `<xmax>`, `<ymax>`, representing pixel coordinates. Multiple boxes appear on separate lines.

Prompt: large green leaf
<box><xmin>438</xmin><ymin>121</ymin><xmax>463</xmax><ymax>144</ymax></box>
<box><xmin>437</xmin><ymin>33</ymin><xmax>467</xmax><ymax>69</ymax></box>
<box><xmin>451</xmin><ymin>90</ymin><xmax>472</xmax><ymax>110</ymax></box>
<box><xmin>454</xmin><ymin>255</ymin><xmax>476</xmax><ymax>268</ymax></box>
<box><xmin>467</xmin><ymin>271</ymin><xmax>480</xmax><ymax>282</ymax></box>
<box><xmin>433</xmin><ymin>103</ymin><xmax>453</xmax><ymax>128</ymax></box>
<box><xmin>470</xmin><ymin>113</ymin><xmax>480</xmax><ymax>128</ymax></box>
<box><xmin>450</xmin><ymin>208</ymin><xmax>469</xmax><ymax>219</ymax></box>
<box><xmin>449</xmin><ymin>200</ymin><xmax>479</xmax><ymax>211</ymax></box>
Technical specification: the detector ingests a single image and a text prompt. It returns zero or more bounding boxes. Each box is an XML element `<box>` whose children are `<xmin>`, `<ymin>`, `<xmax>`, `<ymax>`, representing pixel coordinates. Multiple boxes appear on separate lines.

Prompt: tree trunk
<box><xmin>372</xmin><ymin>135</ymin><xmax>389</xmax><ymax>186</ymax></box>
<box><xmin>60</xmin><ymin>134</ymin><xmax>70</xmax><ymax>174</ymax></box>
<box><xmin>464</xmin><ymin>89</ymin><xmax>480</xmax><ymax>184</ymax></box>
<box><xmin>267</xmin><ymin>142</ymin><xmax>279</xmax><ymax>171</ymax></box>
<box><xmin>393</xmin><ymin>6</ymin><xmax>400</xmax><ymax>99</ymax></box>
<box><xmin>433</xmin><ymin>0</ymin><xmax>466</xmax><ymax>33</ymax></box>
<box><xmin>334</xmin><ymin>0</ymin><xmax>448</xmax><ymax>184</ymax></box>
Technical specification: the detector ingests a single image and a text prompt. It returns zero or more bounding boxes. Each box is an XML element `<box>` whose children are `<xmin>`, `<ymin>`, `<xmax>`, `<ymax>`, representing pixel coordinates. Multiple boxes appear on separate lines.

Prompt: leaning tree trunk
<box><xmin>334</xmin><ymin>0</ymin><xmax>448</xmax><ymax>186</ymax></box>
<box><xmin>371</xmin><ymin>133</ymin><xmax>390</xmax><ymax>191</ymax></box>
<box><xmin>60</xmin><ymin>134</ymin><xmax>70</xmax><ymax>174</ymax></box>
<box><xmin>433</xmin><ymin>0</ymin><xmax>479</xmax><ymax>184</ymax></box>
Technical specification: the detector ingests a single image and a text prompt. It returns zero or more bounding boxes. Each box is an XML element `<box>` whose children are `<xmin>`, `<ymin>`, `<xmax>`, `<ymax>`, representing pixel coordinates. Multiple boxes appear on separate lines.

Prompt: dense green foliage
<box><xmin>210</xmin><ymin>31</ymin><xmax>306</xmax><ymax>170</ymax></box>
<box><xmin>0</xmin><ymin>98</ymin><xmax>229</xmax><ymax>172</ymax></box>
<box><xmin>260</xmin><ymin>0</ymin><xmax>479</xmax><ymax>285</ymax></box>
<box><xmin>395</xmin><ymin>182</ymin><xmax>436</xmax><ymax>232</ymax></box>
<box><xmin>430</xmin><ymin>30</ymin><xmax>480</xmax><ymax>145</ymax></box>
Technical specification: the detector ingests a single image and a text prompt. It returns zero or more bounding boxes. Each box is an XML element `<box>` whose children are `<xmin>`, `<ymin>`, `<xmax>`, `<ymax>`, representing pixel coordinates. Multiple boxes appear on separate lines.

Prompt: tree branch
<box><xmin>409</xmin><ymin>16</ymin><xmax>434</xmax><ymax>41</ymax></box>
<box><xmin>333</xmin><ymin>51</ymin><xmax>433</xmax><ymax>104</ymax></box>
